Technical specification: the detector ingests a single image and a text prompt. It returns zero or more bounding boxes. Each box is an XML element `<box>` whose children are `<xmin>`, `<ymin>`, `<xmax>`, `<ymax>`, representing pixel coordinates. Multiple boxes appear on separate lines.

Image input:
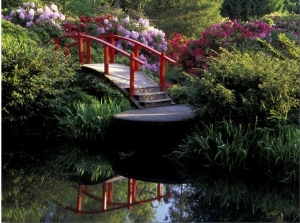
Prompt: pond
<box><xmin>2</xmin><ymin>136</ymin><xmax>299</xmax><ymax>222</ymax></box>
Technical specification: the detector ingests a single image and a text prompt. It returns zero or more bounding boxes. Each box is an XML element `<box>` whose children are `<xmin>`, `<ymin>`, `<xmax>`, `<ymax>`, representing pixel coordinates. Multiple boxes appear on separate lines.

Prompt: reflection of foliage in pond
<box><xmin>2</xmin><ymin>167</ymin><xmax>72</xmax><ymax>222</ymax></box>
<box><xmin>166</xmin><ymin>173</ymin><xmax>299</xmax><ymax>222</ymax></box>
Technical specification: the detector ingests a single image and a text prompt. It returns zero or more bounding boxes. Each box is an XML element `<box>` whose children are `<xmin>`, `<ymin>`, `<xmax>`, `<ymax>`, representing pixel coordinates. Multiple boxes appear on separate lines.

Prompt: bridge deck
<box><xmin>82</xmin><ymin>63</ymin><xmax>159</xmax><ymax>91</ymax></box>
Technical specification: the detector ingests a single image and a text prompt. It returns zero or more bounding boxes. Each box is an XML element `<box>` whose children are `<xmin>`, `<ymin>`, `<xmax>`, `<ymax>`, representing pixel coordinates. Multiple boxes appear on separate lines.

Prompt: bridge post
<box><xmin>78</xmin><ymin>32</ymin><xmax>84</xmax><ymax>65</ymax></box>
<box><xmin>54</xmin><ymin>39</ymin><xmax>59</xmax><ymax>51</ymax></box>
<box><xmin>109</xmin><ymin>33</ymin><xmax>115</xmax><ymax>63</ymax></box>
<box><xmin>86</xmin><ymin>39</ymin><xmax>91</xmax><ymax>64</ymax></box>
<box><xmin>157</xmin><ymin>183</ymin><xmax>163</xmax><ymax>202</ymax></box>
<box><xmin>104</xmin><ymin>45</ymin><xmax>109</xmax><ymax>75</ymax></box>
<box><xmin>77</xmin><ymin>185</ymin><xmax>82</xmax><ymax>216</ymax></box>
<box><xmin>159</xmin><ymin>52</ymin><xmax>166</xmax><ymax>91</ymax></box>
<box><xmin>102</xmin><ymin>182</ymin><xmax>108</xmax><ymax>211</ymax></box>
<box><xmin>127</xmin><ymin>179</ymin><xmax>133</xmax><ymax>210</ymax></box>
<box><xmin>134</xmin><ymin>45</ymin><xmax>139</xmax><ymax>71</ymax></box>
<box><xmin>130</xmin><ymin>53</ymin><xmax>135</xmax><ymax>97</ymax></box>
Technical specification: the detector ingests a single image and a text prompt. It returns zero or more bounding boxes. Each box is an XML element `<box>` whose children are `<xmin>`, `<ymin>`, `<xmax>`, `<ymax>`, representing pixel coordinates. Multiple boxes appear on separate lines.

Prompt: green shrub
<box><xmin>28</xmin><ymin>20</ymin><xmax>65</xmax><ymax>43</ymax></box>
<box><xmin>76</xmin><ymin>72</ymin><xmax>132</xmax><ymax>107</ymax></box>
<box><xmin>1</xmin><ymin>20</ymin><xmax>80</xmax><ymax>136</ymax></box>
<box><xmin>186</xmin><ymin>49</ymin><xmax>300</xmax><ymax>126</ymax></box>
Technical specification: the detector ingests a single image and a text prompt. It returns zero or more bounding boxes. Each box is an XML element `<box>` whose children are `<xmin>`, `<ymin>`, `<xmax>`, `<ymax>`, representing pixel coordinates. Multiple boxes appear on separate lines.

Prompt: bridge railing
<box><xmin>51</xmin><ymin>32</ymin><xmax>176</xmax><ymax>96</ymax></box>
<box><xmin>97</xmin><ymin>34</ymin><xmax>176</xmax><ymax>91</ymax></box>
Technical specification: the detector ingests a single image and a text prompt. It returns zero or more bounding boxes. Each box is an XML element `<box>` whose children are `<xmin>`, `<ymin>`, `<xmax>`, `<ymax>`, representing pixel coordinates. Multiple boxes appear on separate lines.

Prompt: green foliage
<box><xmin>144</xmin><ymin>0</ymin><xmax>223</xmax><ymax>39</ymax></box>
<box><xmin>1</xmin><ymin>20</ymin><xmax>80</xmax><ymax>136</ymax></box>
<box><xmin>170</xmin><ymin>120</ymin><xmax>299</xmax><ymax>182</ymax></box>
<box><xmin>28</xmin><ymin>20</ymin><xmax>65</xmax><ymax>43</ymax></box>
<box><xmin>179</xmin><ymin>173</ymin><xmax>298</xmax><ymax>222</ymax></box>
<box><xmin>55</xmin><ymin>98</ymin><xmax>128</xmax><ymax>180</ymax></box>
<box><xmin>2</xmin><ymin>168</ymin><xmax>71</xmax><ymax>222</ymax></box>
<box><xmin>1</xmin><ymin>0</ymin><xmax>24</xmax><ymax>12</ymax></box>
<box><xmin>284</xmin><ymin>0</ymin><xmax>300</xmax><ymax>14</ymax></box>
<box><xmin>261</xmin><ymin>12</ymin><xmax>300</xmax><ymax>44</ymax></box>
<box><xmin>221</xmin><ymin>0</ymin><xmax>285</xmax><ymax>21</ymax></box>
<box><xmin>186</xmin><ymin>49</ymin><xmax>300</xmax><ymax>126</ymax></box>
<box><xmin>62</xmin><ymin>0</ymin><xmax>110</xmax><ymax>17</ymax></box>
<box><xmin>256</xmin><ymin>33</ymin><xmax>300</xmax><ymax>60</ymax></box>
<box><xmin>164</xmin><ymin>66</ymin><xmax>195</xmax><ymax>104</ymax></box>
<box><xmin>257</xmin><ymin>124</ymin><xmax>300</xmax><ymax>181</ymax></box>
<box><xmin>57</xmin><ymin>98</ymin><xmax>125</xmax><ymax>144</ymax></box>
<box><xmin>76</xmin><ymin>72</ymin><xmax>132</xmax><ymax>107</ymax></box>
<box><xmin>170</xmin><ymin>121</ymin><xmax>259</xmax><ymax>172</ymax></box>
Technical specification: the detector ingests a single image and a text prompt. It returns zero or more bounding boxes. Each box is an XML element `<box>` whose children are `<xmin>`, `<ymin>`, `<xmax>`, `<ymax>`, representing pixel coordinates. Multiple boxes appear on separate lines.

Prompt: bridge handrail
<box><xmin>51</xmin><ymin>33</ymin><xmax>146</xmax><ymax>65</ymax></box>
<box><xmin>97</xmin><ymin>34</ymin><xmax>176</xmax><ymax>64</ymax></box>
<box><xmin>50</xmin><ymin>32</ymin><xmax>175</xmax><ymax>95</ymax></box>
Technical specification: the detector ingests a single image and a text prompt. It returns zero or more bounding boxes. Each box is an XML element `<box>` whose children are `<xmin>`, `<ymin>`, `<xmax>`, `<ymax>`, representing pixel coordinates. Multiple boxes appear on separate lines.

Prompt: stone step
<box><xmin>132</xmin><ymin>86</ymin><xmax>161</xmax><ymax>94</ymax></box>
<box><xmin>134</xmin><ymin>91</ymin><xmax>169</xmax><ymax>101</ymax></box>
<box><xmin>139</xmin><ymin>98</ymin><xmax>173</xmax><ymax>108</ymax></box>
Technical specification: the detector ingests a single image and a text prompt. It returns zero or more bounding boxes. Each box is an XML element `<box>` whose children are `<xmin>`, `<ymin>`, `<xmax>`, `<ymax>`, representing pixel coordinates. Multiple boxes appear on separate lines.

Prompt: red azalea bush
<box><xmin>62</xmin><ymin>15</ymin><xmax>116</xmax><ymax>36</ymax></box>
<box><xmin>166</xmin><ymin>32</ymin><xmax>188</xmax><ymax>62</ymax></box>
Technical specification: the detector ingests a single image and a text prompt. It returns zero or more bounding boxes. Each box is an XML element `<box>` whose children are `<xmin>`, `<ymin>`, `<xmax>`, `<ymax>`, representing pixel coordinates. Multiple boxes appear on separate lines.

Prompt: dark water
<box><xmin>2</xmin><ymin>136</ymin><xmax>299</xmax><ymax>222</ymax></box>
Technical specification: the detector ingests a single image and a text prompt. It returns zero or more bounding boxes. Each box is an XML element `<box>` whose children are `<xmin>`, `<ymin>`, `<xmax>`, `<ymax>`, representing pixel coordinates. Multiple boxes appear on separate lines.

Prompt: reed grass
<box><xmin>170</xmin><ymin>120</ymin><xmax>299</xmax><ymax>183</ymax></box>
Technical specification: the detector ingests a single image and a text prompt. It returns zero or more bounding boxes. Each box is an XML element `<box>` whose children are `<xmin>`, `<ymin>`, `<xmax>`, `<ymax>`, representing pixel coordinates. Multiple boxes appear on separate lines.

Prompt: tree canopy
<box><xmin>220</xmin><ymin>0</ymin><xmax>285</xmax><ymax>21</ymax></box>
<box><xmin>144</xmin><ymin>0</ymin><xmax>223</xmax><ymax>39</ymax></box>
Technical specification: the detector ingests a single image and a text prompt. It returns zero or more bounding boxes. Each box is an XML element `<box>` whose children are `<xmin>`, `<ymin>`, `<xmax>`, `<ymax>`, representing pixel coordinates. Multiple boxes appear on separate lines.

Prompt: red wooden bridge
<box><xmin>52</xmin><ymin>32</ymin><xmax>177</xmax><ymax>108</ymax></box>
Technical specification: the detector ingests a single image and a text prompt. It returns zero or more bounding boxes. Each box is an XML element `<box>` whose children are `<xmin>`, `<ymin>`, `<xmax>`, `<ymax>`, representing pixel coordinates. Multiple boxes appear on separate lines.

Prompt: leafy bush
<box><xmin>1</xmin><ymin>20</ymin><xmax>80</xmax><ymax>136</ymax></box>
<box><xmin>185</xmin><ymin>49</ymin><xmax>299</xmax><ymax>126</ymax></box>
<box><xmin>76</xmin><ymin>73</ymin><xmax>132</xmax><ymax>106</ymax></box>
<box><xmin>28</xmin><ymin>20</ymin><xmax>65</xmax><ymax>43</ymax></box>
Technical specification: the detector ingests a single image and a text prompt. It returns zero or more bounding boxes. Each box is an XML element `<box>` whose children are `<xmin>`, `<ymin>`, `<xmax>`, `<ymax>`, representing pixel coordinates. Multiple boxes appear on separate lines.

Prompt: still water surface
<box><xmin>2</xmin><ymin>137</ymin><xmax>299</xmax><ymax>222</ymax></box>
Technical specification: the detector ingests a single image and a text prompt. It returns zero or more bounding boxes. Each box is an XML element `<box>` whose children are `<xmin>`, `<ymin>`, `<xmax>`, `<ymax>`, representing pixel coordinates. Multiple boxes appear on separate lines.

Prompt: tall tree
<box><xmin>221</xmin><ymin>0</ymin><xmax>285</xmax><ymax>21</ymax></box>
<box><xmin>144</xmin><ymin>0</ymin><xmax>223</xmax><ymax>39</ymax></box>
<box><xmin>284</xmin><ymin>0</ymin><xmax>300</xmax><ymax>14</ymax></box>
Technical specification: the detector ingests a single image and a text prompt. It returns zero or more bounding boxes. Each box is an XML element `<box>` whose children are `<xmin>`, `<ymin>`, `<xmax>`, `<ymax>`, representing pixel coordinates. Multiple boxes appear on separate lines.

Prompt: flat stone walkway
<box><xmin>113</xmin><ymin>104</ymin><xmax>196</xmax><ymax>123</ymax></box>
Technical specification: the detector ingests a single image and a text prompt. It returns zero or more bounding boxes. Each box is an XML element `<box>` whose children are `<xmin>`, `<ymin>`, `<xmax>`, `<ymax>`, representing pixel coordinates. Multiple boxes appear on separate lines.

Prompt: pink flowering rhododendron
<box><xmin>178</xmin><ymin>19</ymin><xmax>277</xmax><ymax>75</ymax></box>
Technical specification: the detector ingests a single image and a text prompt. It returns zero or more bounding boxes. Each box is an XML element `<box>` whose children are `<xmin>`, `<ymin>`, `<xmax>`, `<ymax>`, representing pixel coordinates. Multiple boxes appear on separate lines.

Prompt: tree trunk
<box><xmin>115</xmin><ymin>0</ymin><xmax>121</xmax><ymax>8</ymax></box>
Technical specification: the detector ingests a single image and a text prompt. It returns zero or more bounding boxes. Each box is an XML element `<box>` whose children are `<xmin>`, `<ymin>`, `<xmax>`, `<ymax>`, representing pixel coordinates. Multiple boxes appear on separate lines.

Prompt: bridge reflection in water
<box><xmin>62</xmin><ymin>176</ymin><xmax>172</xmax><ymax>216</ymax></box>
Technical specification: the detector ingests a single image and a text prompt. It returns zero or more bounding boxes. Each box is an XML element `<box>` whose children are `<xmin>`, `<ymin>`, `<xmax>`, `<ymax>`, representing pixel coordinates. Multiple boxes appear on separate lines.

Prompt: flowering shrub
<box><xmin>179</xmin><ymin>19</ymin><xmax>275</xmax><ymax>75</ymax></box>
<box><xmin>62</xmin><ymin>15</ymin><xmax>168</xmax><ymax>72</ymax></box>
<box><xmin>3</xmin><ymin>2</ymin><xmax>65</xmax><ymax>28</ymax></box>
<box><xmin>166</xmin><ymin>32</ymin><xmax>188</xmax><ymax>62</ymax></box>
<box><xmin>262</xmin><ymin>13</ymin><xmax>300</xmax><ymax>44</ymax></box>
